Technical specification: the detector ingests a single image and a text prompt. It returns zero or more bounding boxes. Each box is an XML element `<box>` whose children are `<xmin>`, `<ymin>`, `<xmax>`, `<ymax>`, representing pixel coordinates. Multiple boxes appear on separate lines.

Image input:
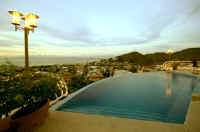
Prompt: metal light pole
<box><xmin>8</xmin><ymin>11</ymin><xmax>39</xmax><ymax>70</ymax></box>
<box><xmin>24</xmin><ymin>28</ymin><xmax>29</xmax><ymax>68</ymax></box>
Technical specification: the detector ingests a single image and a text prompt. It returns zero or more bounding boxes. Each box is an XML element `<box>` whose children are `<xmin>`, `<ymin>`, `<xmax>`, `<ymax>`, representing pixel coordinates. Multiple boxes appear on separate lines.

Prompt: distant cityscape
<box><xmin>1</xmin><ymin>47</ymin><xmax>200</xmax><ymax>94</ymax></box>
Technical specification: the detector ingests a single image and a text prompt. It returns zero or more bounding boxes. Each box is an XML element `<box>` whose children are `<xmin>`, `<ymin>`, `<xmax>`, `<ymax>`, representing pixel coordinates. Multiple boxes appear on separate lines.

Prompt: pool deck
<box><xmin>185</xmin><ymin>97</ymin><xmax>200</xmax><ymax>132</ymax></box>
<box><xmin>35</xmin><ymin>97</ymin><xmax>200</xmax><ymax>132</ymax></box>
<box><xmin>35</xmin><ymin>111</ymin><xmax>186</xmax><ymax>132</ymax></box>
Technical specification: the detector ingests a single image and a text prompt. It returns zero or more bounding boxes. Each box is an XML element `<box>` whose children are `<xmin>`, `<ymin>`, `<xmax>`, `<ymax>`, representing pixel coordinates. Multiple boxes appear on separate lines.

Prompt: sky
<box><xmin>0</xmin><ymin>0</ymin><xmax>200</xmax><ymax>57</ymax></box>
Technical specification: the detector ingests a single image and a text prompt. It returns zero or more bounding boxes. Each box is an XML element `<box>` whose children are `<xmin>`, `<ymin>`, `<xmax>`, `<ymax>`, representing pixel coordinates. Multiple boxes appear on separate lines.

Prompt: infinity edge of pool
<box><xmin>51</xmin><ymin>71</ymin><xmax>199</xmax><ymax>124</ymax></box>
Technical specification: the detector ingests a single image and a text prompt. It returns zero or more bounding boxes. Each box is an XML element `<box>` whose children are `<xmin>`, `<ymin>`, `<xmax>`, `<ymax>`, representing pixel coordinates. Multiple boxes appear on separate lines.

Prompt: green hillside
<box><xmin>172</xmin><ymin>48</ymin><xmax>200</xmax><ymax>61</ymax></box>
<box><xmin>115</xmin><ymin>48</ymin><xmax>200</xmax><ymax>66</ymax></box>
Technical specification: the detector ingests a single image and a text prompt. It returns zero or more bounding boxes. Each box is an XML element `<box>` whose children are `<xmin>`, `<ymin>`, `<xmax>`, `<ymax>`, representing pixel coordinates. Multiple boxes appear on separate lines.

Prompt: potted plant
<box><xmin>0</xmin><ymin>62</ymin><xmax>21</xmax><ymax>132</ymax></box>
<box><xmin>0</xmin><ymin>81</ymin><xmax>10</xmax><ymax>132</ymax></box>
<box><xmin>0</xmin><ymin>62</ymin><xmax>66</xmax><ymax>132</ymax></box>
<box><xmin>10</xmin><ymin>72</ymin><xmax>61</xmax><ymax>132</ymax></box>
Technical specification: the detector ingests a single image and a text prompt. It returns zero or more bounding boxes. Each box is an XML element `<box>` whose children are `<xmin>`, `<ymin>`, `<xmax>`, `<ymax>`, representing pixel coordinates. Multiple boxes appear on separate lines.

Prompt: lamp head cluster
<box><xmin>8</xmin><ymin>11</ymin><xmax>39</xmax><ymax>32</ymax></box>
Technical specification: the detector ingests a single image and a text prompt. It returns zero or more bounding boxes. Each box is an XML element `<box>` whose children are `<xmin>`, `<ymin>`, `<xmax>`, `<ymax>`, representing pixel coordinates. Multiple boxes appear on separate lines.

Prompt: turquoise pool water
<box><xmin>56</xmin><ymin>72</ymin><xmax>200</xmax><ymax>124</ymax></box>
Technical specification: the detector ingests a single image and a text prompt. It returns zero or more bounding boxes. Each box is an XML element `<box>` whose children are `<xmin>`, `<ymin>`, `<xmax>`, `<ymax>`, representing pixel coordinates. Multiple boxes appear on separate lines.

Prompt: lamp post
<box><xmin>8</xmin><ymin>11</ymin><xmax>39</xmax><ymax>70</ymax></box>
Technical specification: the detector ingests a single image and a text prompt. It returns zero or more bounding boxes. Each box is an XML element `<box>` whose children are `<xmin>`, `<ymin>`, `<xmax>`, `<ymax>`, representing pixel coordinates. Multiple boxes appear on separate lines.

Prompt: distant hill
<box><xmin>172</xmin><ymin>48</ymin><xmax>200</xmax><ymax>61</ymax></box>
<box><xmin>117</xmin><ymin>52</ymin><xmax>148</xmax><ymax>65</ymax></box>
<box><xmin>115</xmin><ymin>48</ymin><xmax>200</xmax><ymax>66</ymax></box>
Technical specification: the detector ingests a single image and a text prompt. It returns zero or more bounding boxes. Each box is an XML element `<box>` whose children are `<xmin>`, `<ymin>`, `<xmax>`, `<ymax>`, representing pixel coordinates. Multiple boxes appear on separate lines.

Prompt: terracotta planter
<box><xmin>11</xmin><ymin>100</ymin><xmax>49</xmax><ymax>132</ymax></box>
<box><xmin>0</xmin><ymin>117</ymin><xmax>11</xmax><ymax>132</ymax></box>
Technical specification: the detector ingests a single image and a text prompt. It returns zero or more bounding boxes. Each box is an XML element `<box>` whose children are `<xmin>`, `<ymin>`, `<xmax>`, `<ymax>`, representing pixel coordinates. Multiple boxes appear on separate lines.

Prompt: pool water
<box><xmin>56</xmin><ymin>72</ymin><xmax>200</xmax><ymax>124</ymax></box>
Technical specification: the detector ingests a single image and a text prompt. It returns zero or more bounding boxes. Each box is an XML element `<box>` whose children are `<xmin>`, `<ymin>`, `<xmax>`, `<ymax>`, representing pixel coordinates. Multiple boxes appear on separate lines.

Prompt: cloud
<box><xmin>38</xmin><ymin>0</ymin><xmax>200</xmax><ymax>47</ymax></box>
<box><xmin>39</xmin><ymin>23</ymin><xmax>155</xmax><ymax>47</ymax></box>
<box><xmin>0</xmin><ymin>43</ymin><xmax>14</xmax><ymax>47</ymax></box>
<box><xmin>137</xmin><ymin>0</ymin><xmax>200</xmax><ymax>44</ymax></box>
<box><xmin>39</xmin><ymin>24</ymin><xmax>93</xmax><ymax>43</ymax></box>
<box><xmin>1</xmin><ymin>0</ymin><xmax>200</xmax><ymax>57</ymax></box>
<box><xmin>0</xmin><ymin>13</ymin><xmax>11</xmax><ymax>31</ymax></box>
<box><xmin>188</xmin><ymin>0</ymin><xmax>200</xmax><ymax>15</ymax></box>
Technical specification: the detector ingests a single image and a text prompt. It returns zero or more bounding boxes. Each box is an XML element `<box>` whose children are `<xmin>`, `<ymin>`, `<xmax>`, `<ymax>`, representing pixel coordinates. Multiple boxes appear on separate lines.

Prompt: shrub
<box><xmin>0</xmin><ymin>62</ymin><xmax>66</xmax><ymax>118</ymax></box>
<box><xmin>130</xmin><ymin>65</ymin><xmax>137</xmax><ymax>73</ymax></box>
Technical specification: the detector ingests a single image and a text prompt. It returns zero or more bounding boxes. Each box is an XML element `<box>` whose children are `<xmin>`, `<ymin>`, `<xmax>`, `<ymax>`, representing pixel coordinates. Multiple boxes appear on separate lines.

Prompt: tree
<box><xmin>130</xmin><ymin>65</ymin><xmax>137</xmax><ymax>73</ymax></box>
<box><xmin>0</xmin><ymin>60</ymin><xmax>19</xmax><ymax>79</ymax></box>
<box><xmin>68</xmin><ymin>75</ymin><xmax>93</xmax><ymax>93</ymax></box>
<box><xmin>70</xmin><ymin>65</ymin><xmax>77</xmax><ymax>75</ymax></box>
<box><xmin>103</xmin><ymin>68</ymin><xmax>110</xmax><ymax>77</ymax></box>
<box><xmin>192</xmin><ymin>59</ymin><xmax>198</xmax><ymax>67</ymax></box>
<box><xmin>82</xmin><ymin>64</ymin><xmax>88</xmax><ymax>77</ymax></box>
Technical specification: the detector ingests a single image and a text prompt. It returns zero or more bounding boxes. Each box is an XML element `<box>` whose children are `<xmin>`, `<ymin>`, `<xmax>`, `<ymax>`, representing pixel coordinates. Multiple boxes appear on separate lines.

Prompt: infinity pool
<box><xmin>55</xmin><ymin>72</ymin><xmax>200</xmax><ymax>124</ymax></box>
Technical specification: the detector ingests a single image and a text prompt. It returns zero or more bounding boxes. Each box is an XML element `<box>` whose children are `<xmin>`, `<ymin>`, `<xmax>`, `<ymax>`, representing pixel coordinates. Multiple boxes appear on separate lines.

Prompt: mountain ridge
<box><xmin>115</xmin><ymin>47</ymin><xmax>200</xmax><ymax>66</ymax></box>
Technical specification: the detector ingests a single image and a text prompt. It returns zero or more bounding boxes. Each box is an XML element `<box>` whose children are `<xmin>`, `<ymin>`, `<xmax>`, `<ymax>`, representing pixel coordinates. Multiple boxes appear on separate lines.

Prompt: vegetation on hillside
<box><xmin>115</xmin><ymin>48</ymin><xmax>200</xmax><ymax>66</ymax></box>
<box><xmin>68</xmin><ymin>76</ymin><xmax>94</xmax><ymax>93</ymax></box>
<box><xmin>172</xmin><ymin>48</ymin><xmax>200</xmax><ymax>61</ymax></box>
